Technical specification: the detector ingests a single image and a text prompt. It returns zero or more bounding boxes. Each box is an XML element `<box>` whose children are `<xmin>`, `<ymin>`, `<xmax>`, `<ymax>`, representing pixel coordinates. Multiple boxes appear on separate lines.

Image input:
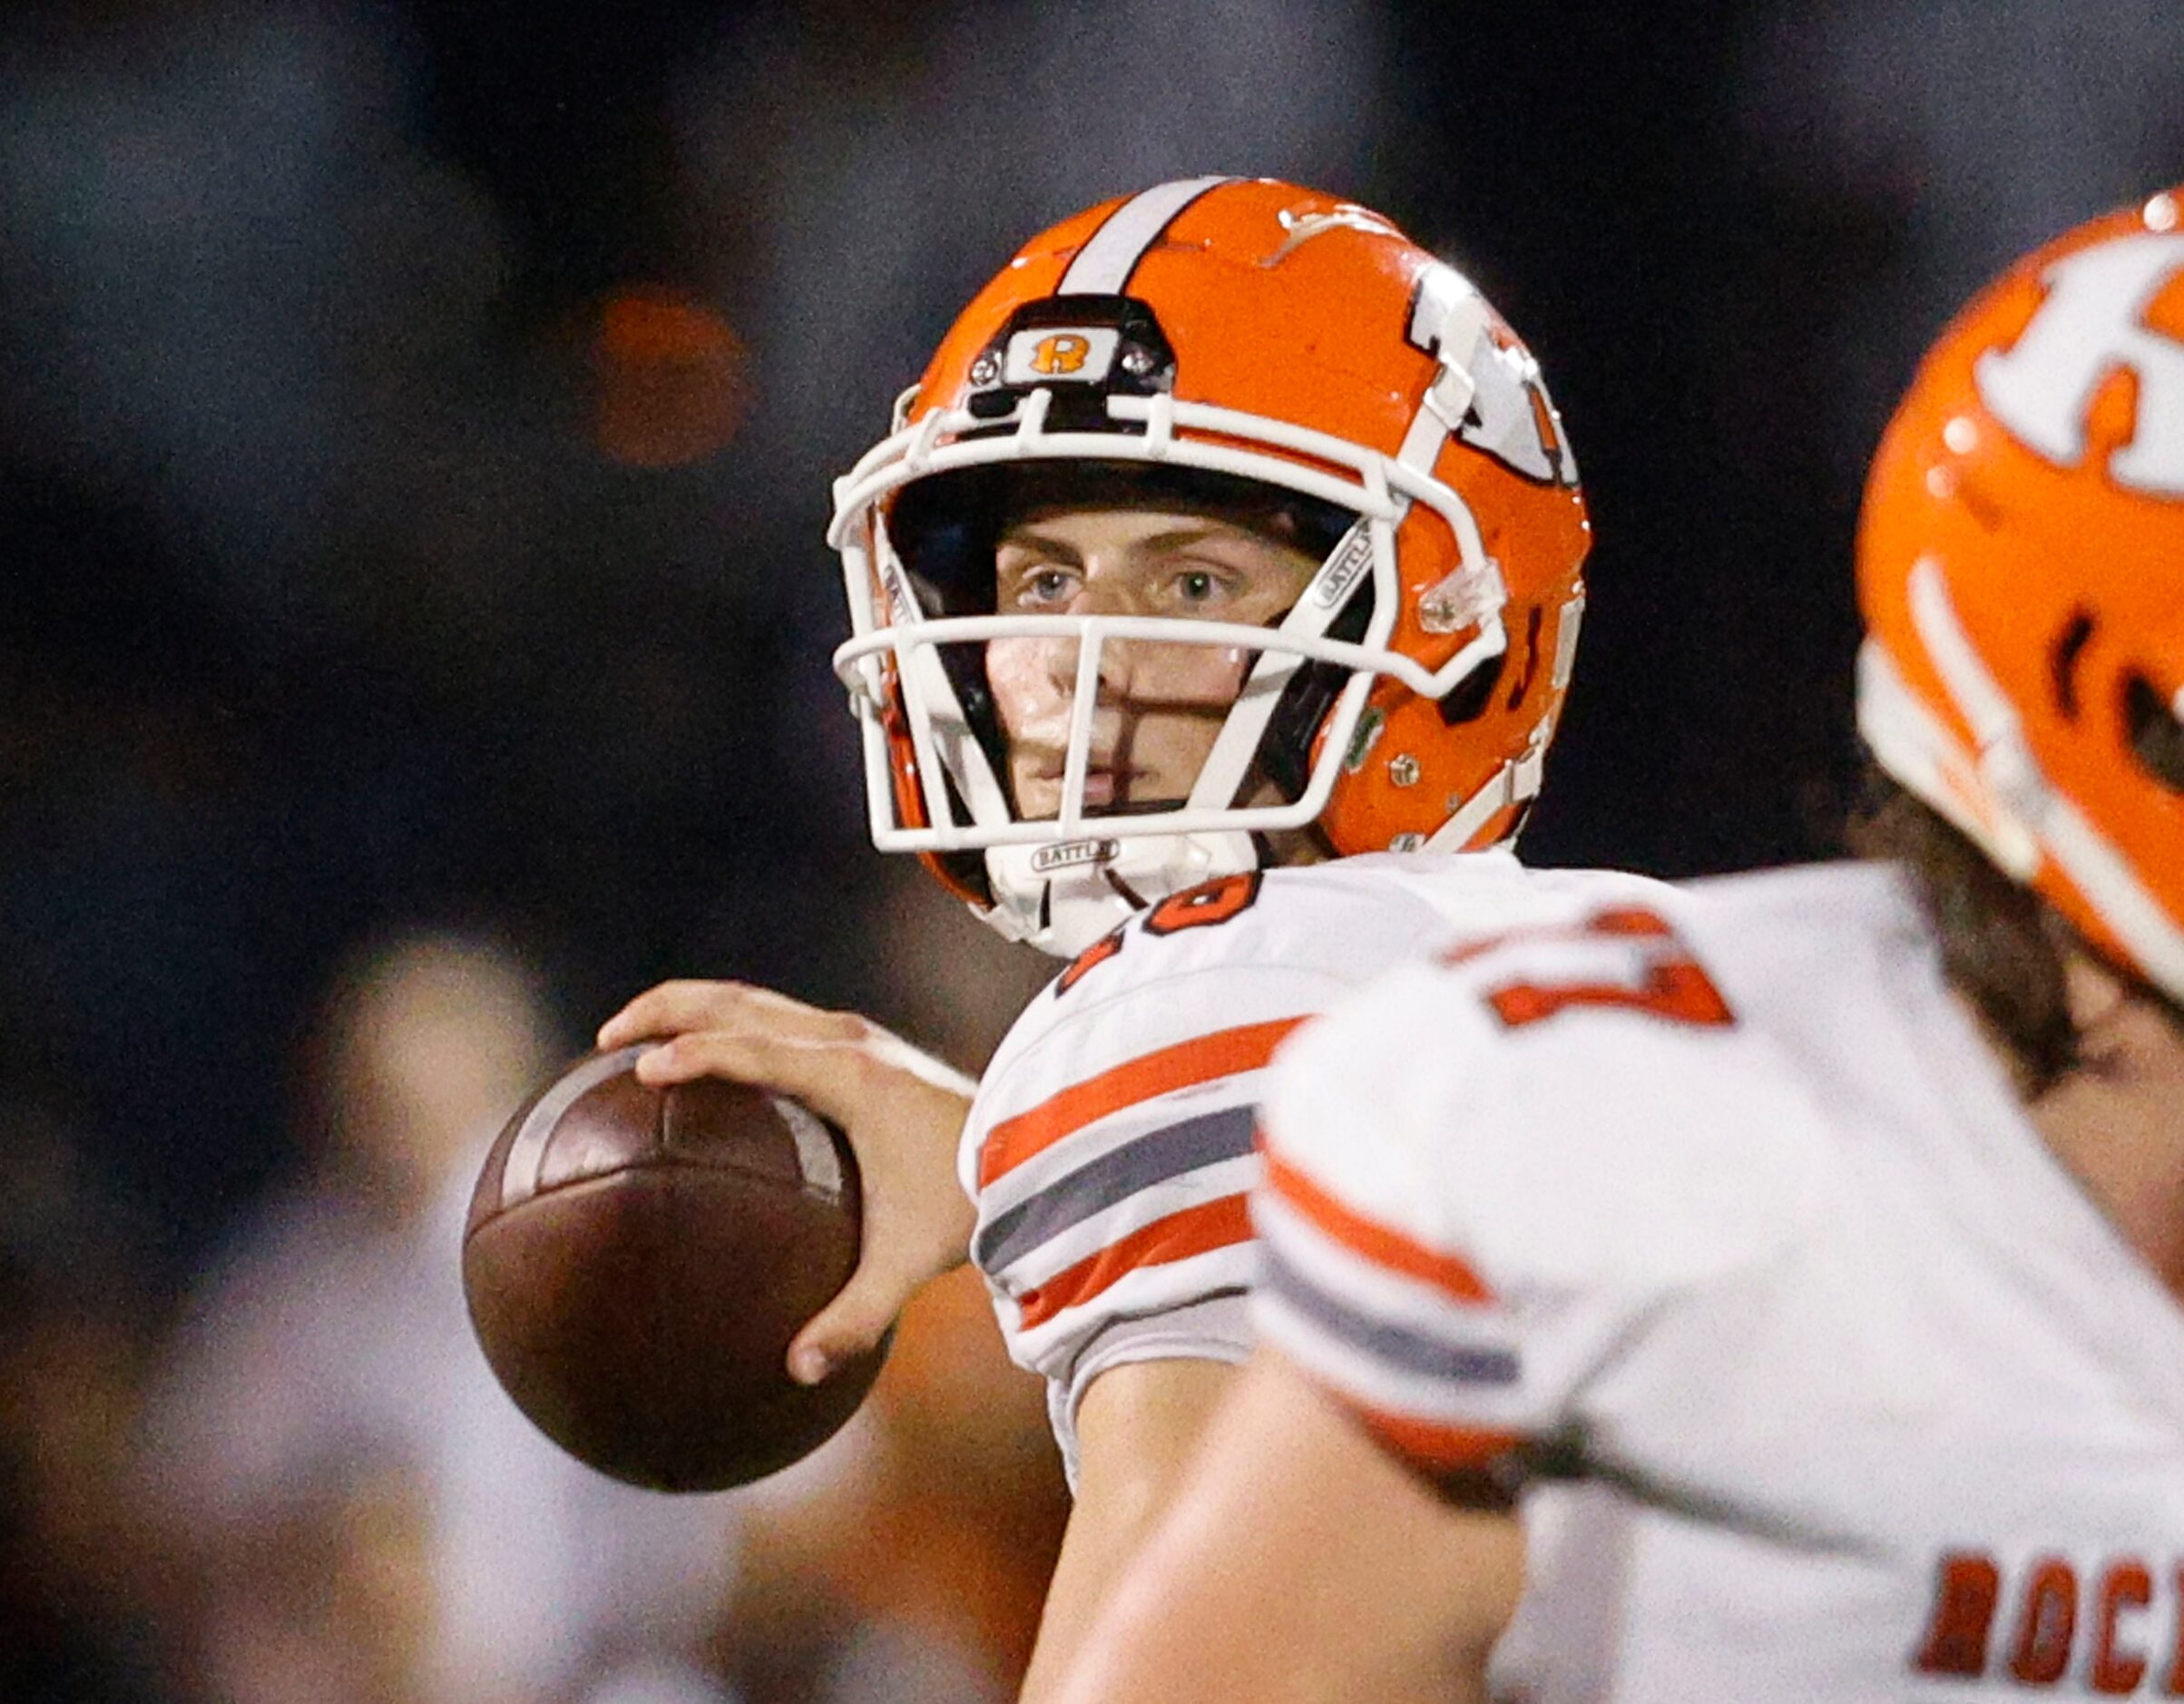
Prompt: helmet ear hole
<box><xmin>2123</xmin><ymin>672</ymin><xmax>2184</xmax><ymax>795</ymax></box>
<box><xmin>929</xmin><ymin>764</ymin><xmax>997</xmax><ymax>906</ymax></box>
<box><xmin>1437</xmin><ymin>646</ymin><xmax>1508</xmax><ymax>726</ymax></box>
<box><xmin>927</xmin><ymin>848</ymin><xmax>995</xmax><ymax>907</ymax></box>
<box><xmin>2049</xmin><ymin>610</ymin><xmax>2095</xmax><ymax>720</ymax></box>
<box><xmin>935</xmin><ymin>641</ymin><xmax>1012</xmax><ymax>806</ymax></box>
<box><xmin>1502</xmin><ymin>606</ymin><xmax>1545</xmax><ymax>712</ymax></box>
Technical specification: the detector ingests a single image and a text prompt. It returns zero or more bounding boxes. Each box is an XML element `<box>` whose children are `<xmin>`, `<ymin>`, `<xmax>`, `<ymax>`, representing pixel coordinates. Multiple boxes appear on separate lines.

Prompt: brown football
<box><xmin>462</xmin><ymin>1046</ymin><xmax>886</xmax><ymax>1492</ymax></box>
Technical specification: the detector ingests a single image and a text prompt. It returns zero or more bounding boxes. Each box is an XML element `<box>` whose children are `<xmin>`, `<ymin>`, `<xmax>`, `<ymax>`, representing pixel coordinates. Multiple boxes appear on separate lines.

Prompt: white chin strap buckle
<box><xmin>982</xmin><ymin>830</ymin><xmax>1260</xmax><ymax>957</ymax></box>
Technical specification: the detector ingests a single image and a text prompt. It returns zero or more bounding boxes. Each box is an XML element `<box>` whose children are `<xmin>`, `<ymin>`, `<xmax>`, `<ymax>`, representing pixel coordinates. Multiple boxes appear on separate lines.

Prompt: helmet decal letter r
<box><xmin>1974</xmin><ymin>232</ymin><xmax>2184</xmax><ymax>495</ymax></box>
<box><xmin>1032</xmin><ymin>333</ymin><xmax>1092</xmax><ymax>375</ymax></box>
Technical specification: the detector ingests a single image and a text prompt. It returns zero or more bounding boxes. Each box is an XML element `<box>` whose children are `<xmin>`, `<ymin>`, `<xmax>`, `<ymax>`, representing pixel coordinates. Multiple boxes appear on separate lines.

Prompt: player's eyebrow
<box><xmin>997</xmin><ymin>522</ymin><xmax>1252</xmax><ymax>565</ymax></box>
<box><xmin>995</xmin><ymin>528</ymin><xmax>1087</xmax><ymax>566</ymax></box>
<box><xmin>1128</xmin><ymin>524</ymin><xmax>1246</xmax><ymax>557</ymax></box>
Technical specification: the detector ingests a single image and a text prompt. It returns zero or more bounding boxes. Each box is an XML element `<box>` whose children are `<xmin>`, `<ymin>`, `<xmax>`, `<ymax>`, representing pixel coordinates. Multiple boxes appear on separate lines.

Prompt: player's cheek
<box><xmin>1133</xmin><ymin>707</ymin><xmax>1233</xmax><ymax>798</ymax></box>
<box><xmin>984</xmin><ymin>636</ymin><xmax>1069</xmax><ymax>738</ymax></box>
<box><xmin>1141</xmin><ymin>642</ymin><xmax>1251</xmax><ymax>707</ymax></box>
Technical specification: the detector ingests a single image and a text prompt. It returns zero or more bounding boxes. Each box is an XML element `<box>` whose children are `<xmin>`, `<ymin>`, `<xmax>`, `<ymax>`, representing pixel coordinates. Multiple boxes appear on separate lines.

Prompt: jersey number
<box><xmin>1452</xmin><ymin>906</ymin><xmax>1735</xmax><ymax>1032</ymax></box>
<box><xmin>1056</xmin><ymin>872</ymin><xmax>1264</xmax><ymax>995</ymax></box>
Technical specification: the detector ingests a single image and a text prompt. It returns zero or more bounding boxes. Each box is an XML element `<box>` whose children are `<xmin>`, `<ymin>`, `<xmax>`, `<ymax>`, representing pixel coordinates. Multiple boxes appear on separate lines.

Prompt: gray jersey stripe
<box><xmin>975</xmin><ymin>1102</ymin><xmax>1258</xmax><ymax>1276</ymax></box>
<box><xmin>1261</xmin><ymin>1241</ymin><xmax>1522</xmax><ymax>1387</ymax></box>
<box><xmin>1057</xmin><ymin>175</ymin><xmax>1233</xmax><ymax>295</ymax></box>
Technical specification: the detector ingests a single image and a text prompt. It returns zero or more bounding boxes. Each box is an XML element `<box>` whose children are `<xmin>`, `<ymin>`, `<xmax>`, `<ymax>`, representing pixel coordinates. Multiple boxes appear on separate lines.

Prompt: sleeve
<box><xmin>1251</xmin><ymin>1019</ymin><xmax>1540</xmax><ymax>1487</ymax></box>
<box><xmin>960</xmin><ymin>882</ymin><xmax>1397</xmax><ymax>1480</ymax></box>
<box><xmin>1249</xmin><ymin>918</ymin><xmax>1827</xmax><ymax>1491</ymax></box>
<box><xmin>967</xmin><ymin>978</ymin><xmax>1332</xmax><ymax>1476</ymax></box>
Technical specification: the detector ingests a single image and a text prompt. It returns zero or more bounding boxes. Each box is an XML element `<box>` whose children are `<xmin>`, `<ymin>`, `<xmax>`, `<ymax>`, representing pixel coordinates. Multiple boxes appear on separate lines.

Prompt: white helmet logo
<box><xmin>1271</xmin><ymin>202</ymin><xmax>1404</xmax><ymax>262</ymax></box>
<box><xmin>1974</xmin><ymin>232</ymin><xmax>2184</xmax><ymax>496</ymax></box>
<box><xmin>1405</xmin><ymin>263</ymin><xmax>1574</xmax><ymax>487</ymax></box>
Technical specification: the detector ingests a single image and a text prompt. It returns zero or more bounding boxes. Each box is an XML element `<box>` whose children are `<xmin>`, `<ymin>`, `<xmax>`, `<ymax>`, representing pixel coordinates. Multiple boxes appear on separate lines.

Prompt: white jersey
<box><xmin>959</xmin><ymin>849</ymin><xmax>1673</xmax><ymax>1481</ymax></box>
<box><xmin>1255</xmin><ymin>861</ymin><xmax>2184</xmax><ymax>1702</ymax></box>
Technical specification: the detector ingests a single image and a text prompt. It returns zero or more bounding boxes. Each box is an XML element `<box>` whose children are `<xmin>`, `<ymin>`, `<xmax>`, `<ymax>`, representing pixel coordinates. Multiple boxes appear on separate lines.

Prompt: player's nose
<box><xmin>1039</xmin><ymin>624</ymin><xmax>1149</xmax><ymax>705</ymax></box>
<box><xmin>1038</xmin><ymin>577</ymin><xmax>1150</xmax><ymax>700</ymax></box>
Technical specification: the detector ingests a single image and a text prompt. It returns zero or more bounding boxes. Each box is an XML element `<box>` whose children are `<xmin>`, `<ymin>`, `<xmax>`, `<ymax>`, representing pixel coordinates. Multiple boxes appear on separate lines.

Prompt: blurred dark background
<box><xmin>3</xmin><ymin>2</ymin><xmax>2180</xmax><ymax>1699</ymax></box>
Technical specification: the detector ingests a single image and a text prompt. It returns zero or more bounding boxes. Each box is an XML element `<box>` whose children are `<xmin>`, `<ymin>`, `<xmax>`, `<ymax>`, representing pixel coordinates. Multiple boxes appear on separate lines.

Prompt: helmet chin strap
<box><xmin>981</xmin><ymin>829</ymin><xmax>1260</xmax><ymax>957</ymax></box>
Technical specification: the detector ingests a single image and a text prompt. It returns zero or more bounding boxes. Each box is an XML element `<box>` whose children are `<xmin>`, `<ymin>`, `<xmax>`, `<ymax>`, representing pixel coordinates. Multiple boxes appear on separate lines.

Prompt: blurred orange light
<box><xmin>592</xmin><ymin>287</ymin><xmax>750</xmax><ymax>468</ymax></box>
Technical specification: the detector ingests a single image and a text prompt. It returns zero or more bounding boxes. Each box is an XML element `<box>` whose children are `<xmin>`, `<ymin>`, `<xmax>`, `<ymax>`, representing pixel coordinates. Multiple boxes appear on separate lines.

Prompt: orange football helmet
<box><xmin>829</xmin><ymin>176</ymin><xmax>1591</xmax><ymax>954</ymax></box>
<box><xmin>1859</xmin><ymin>188</ymin><xmax>2184</xmax><ymax>1001</ymax></box>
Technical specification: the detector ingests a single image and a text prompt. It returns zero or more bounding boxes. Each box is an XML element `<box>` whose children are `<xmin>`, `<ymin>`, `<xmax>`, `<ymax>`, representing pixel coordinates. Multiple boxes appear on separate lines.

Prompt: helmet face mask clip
<box><xmin>957</xmin><ymin>294</ymin><xmax>1179</xmax><ymax>427</ymax></box>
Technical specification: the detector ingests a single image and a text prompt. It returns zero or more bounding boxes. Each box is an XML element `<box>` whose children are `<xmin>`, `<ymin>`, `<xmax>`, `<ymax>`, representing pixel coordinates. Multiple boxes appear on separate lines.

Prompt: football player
<box><xmin>1046</xmin><ymin>190</ymin><xmax>2184</xmax><ymax>1701</ymax></box>
<box><xmin>600</xmin><ymin>176</ymin><xmax>1666</xmax><ymax>1693</ymax></box>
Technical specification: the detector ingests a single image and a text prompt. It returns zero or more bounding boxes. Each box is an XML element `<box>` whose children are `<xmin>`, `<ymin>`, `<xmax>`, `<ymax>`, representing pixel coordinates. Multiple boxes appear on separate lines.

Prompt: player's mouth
<box><xmin>1079</xmin><ymin>769</ymin><xmax>1125</xmax><ymax>808</ymax></box>
<box><xmin>1023</xmin><ymin>759</ymin><xmax>1144</xmax><ymax>812</ymax></box>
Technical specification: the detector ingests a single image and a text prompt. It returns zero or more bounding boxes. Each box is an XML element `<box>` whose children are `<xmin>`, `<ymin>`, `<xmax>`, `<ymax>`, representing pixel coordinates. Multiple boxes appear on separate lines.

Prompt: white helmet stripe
<box><xmin>1058</xmin><ymin>176</ymin><xmax>1233</xmax><ymax>295</ymax></box>
<box><xmin>2030</xmin><ymin>773</ymin><xmax>2184</xmax><ymax>1003</ymax></box>
<box><xmin>1886</xmin><ymin>556</ymin><xmax>2184</xmax><ymax>1004</ymax></box>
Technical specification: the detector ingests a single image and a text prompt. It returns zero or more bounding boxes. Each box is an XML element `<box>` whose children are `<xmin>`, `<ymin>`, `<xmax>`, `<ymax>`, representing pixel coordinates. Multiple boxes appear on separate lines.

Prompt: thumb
<box><xmin>788</xmin><ymin>1260</ymin><xmax>913</xmax><ymax>1385</ymax></box>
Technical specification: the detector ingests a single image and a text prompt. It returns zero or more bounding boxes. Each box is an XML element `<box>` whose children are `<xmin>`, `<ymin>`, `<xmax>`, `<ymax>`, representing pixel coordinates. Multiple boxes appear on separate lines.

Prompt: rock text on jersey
<box><xmin>1914</xmin><ymin>1549</ymin><xmax>2184</xmax><ymax>1692</ymax></box>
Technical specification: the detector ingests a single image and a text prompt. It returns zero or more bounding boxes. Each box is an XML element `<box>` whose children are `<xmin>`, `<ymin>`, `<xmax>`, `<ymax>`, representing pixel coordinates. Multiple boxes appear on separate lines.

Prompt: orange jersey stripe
<box><xmin>979</xmin><ymin>1017</ymin><xmax>1307</xmax><ymax>1190</ymax></box>
<box><xmin>1260</xmin><ymin>1148</ymin><xmax>1494</xmax><ymax>1305</ymax></box>
<box><xmin>1354</xmin><ymin>1402</ymin><xmax>1524</xmax><ymax>1475</ymax></box>
<box><xmin>1014</xmin><ymin>1192</ymin><xmax>1255</xmax><ymax>1331</ymax></box>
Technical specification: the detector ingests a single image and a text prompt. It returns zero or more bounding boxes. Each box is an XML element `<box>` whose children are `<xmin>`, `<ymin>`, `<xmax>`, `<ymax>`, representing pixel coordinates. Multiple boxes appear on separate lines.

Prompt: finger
<box><xmin>788</xmin><ymin>1263</ymin><xmax>912</xmax><ymax>1384</ymax></box>
<box><xmin>598</xmin><ymin>980</ymin><xmax>845</xmax><ymax>1050</ymax></box>
<box><xmin>597</xmin><ymin>980</ymin><xmax>745</xmax><ymax>1048</ymax></box>
<box><xmin>633</xmin><ymin>1030</ymin><xmax>870</xmax><ymax>1128</ymax></box>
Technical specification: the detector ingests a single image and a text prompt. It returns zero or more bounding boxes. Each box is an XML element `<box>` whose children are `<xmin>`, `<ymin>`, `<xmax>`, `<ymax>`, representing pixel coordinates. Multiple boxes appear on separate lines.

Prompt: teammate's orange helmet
<box><xmin>829</xmin><ymin>176</ymin><xmax>1591</xmax><ymax>955</ymax></box>
<box><xmin>1859</xmin><ymin>188</ymin><xmax>2184</xmax><ymax>1001</ymax></box>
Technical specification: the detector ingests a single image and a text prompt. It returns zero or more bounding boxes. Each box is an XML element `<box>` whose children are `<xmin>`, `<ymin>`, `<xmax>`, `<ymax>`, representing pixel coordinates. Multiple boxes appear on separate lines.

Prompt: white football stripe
<box><xmin>501</xmin><ymin>1045</ymin><xmax>651</xmax><ymax>1208</ymax></box>
<box><xmin>775</xmin><ymin>1095</ymin><xmax>845</xmax><ymax>1197</ymax></box>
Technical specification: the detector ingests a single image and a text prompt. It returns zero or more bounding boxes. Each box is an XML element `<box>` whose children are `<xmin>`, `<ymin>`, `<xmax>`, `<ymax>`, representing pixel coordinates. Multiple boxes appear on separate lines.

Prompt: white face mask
<box><xmin>828</xmin><ymin>385</ymin><xmax>1512</xmax><ymax>957</ymax></box>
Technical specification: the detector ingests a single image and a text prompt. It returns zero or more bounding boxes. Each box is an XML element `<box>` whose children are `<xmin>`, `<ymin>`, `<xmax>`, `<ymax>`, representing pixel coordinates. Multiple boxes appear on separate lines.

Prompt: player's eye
<box><xmin>1014</xmin><ymin>565</ymin><xmax>1079</xmax><ymax>608</ymax></box>
<box><xmin>1173</xmin><ymin>568</ymin><xmax>1225</xmax><ymax>604</ymax></box>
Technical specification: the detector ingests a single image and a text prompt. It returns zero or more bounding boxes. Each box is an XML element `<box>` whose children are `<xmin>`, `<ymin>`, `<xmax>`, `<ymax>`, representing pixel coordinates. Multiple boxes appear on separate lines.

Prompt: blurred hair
<box><xmin>1847</xmin><ymin>772</ymin><xmax>2079</xmax><ymax>1091</ymax></box>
